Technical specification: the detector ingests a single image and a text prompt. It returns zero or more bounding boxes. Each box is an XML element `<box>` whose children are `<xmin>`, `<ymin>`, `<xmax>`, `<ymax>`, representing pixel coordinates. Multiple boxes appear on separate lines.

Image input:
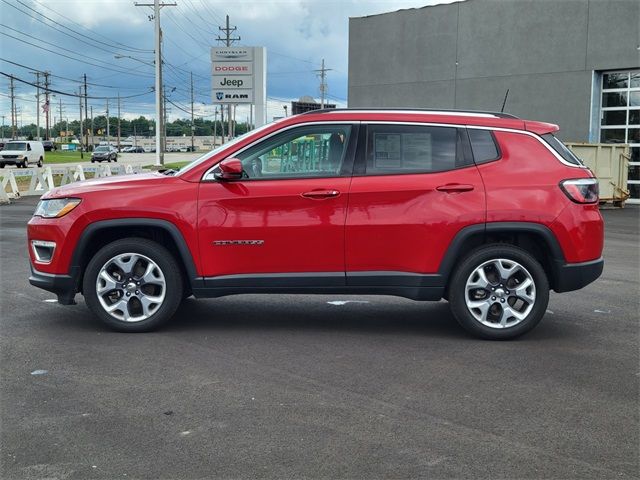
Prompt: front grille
<box><xmin>2</xmin><ymin>155</ymin><xmax>18</xmax><ymax>159</ymax></box>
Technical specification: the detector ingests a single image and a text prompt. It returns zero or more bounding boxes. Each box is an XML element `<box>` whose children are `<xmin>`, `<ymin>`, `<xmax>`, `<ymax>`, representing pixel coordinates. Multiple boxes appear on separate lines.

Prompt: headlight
<box><xmin>34</xmin><ymin>198</ymin><xmax>81</xmax><ymax>218</ymax></box>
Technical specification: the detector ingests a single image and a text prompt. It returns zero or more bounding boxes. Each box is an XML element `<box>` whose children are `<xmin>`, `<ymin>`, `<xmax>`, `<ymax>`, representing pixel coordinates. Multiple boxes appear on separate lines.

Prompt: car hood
<box><xmin>1</xmin><ymin>150</ymin><xmax>27</xmax><ymax>155</ymax></box>
<box><xmin>43</xmin><ymin>172</ymin><xmax>172</xmax><ymax>198</ymax></box>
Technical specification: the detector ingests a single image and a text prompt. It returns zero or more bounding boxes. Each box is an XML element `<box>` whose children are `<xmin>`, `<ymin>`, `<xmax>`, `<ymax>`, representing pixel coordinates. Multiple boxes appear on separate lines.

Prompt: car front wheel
<box><xmin>448</xmin><ymin>244</ymin><xmax>549</xmax><ymax>340</ymax></box>
<box><xmin>83</xmin><ymin>238</ymin><xmax>184</xmax><ymax>332</ymax></box>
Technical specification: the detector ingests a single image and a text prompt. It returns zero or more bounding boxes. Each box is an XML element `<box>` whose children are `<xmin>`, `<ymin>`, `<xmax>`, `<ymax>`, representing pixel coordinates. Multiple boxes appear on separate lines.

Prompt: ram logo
<box><xmin>215</xmin><ymin>92</ymin><xmax>224</xmax><ymax>101</ymax></box>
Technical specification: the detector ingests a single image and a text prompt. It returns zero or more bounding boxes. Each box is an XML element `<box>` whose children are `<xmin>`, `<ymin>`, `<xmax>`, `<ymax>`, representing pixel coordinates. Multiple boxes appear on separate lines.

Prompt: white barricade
<box><xmin>0</xmin><ymin>164</ymin><xmax>143</xmax><ymax>201</ymax></box>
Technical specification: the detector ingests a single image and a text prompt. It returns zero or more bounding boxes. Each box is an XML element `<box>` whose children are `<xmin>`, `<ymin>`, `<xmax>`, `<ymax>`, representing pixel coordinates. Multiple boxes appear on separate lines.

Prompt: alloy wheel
<box><xmin>464</xmin><ymin>258</ymin><xmax>536</xmax><ymax>329</ymax></box>
<box><xmin>95</xmin><ymin>253</ymin><xmax>166</xmax><ymax>322</ymax></box>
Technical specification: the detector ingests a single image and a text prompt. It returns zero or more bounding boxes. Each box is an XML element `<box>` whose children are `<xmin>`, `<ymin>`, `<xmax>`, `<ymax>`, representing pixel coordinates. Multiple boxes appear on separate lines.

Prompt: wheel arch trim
<box><xmin>70</xmin><ymin>218</ymin><xmax>200</xmax><ymax>288</ymax></box>
<box><xmin>438</xmin><ymin>222</ymin><xmax>566</xmax><ymax>279</ymax></box>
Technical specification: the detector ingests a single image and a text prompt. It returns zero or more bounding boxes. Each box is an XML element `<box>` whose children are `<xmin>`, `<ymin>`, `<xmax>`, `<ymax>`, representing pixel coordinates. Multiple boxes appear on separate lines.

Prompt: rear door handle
<box><xmin>301</xmin><ymin>189</ymin><xmax>341</xmax><ymax>199</ymax></box>
<box><xmin>436</xmin><ymin>183</ymin><xmax>474</xmax><ymax>193</ymax></box>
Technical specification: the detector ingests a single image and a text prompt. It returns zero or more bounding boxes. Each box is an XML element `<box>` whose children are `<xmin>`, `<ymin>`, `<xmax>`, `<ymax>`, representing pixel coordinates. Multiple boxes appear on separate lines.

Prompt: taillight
<box><xmin>559</xmin><ymin>178</ymin><xmax>599</xmax><ymax>204</ymax></box>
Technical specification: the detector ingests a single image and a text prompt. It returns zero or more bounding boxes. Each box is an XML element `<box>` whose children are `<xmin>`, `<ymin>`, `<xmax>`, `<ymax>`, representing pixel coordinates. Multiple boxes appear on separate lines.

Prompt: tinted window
<box><xmin>3</xmin><ymin>142</ymin><xmax>26</xmax><ymax>151</ymax></box>
<box><xmin>235</xmin><ymin>125</ymin><xmax>351</xmax><ymax>179</ymax></box>
<box><xmin>542</xmin><ymin>134</ymin><xmax>583</xmax><ymax>165</ymax></box>
<box><xmin>468</xmin><ymin>129</ymin><xmax>499</xmax><ymax>163</ymax></box>
<box><xmin>364</xmin><ymin>125</ymin><xmax>463</xmax><ymax>174</ymax></box>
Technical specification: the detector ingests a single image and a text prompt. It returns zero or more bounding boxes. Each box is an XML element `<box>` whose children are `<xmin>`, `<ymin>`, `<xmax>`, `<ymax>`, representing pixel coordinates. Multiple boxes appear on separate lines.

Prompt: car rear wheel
<box><xmin>83</xmin><ymin>238</ymin><xmax>183</xmax><ymax>332</ymax></box>
<box><xmin>448</xmin><ymin>244</ymin><xmax>549</xmax><ymax>340</ymax></box>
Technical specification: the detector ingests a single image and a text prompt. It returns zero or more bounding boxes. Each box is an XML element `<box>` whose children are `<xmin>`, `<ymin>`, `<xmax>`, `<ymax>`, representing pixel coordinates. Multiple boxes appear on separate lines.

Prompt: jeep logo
<box><xmin>220</xmin><ymin>77</ymin><xmax>243</xmax><ymax>87</ymax></box>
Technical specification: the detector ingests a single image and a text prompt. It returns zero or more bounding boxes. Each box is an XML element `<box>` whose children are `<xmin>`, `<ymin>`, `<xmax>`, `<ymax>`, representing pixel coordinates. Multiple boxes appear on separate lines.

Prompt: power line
<box><xmin>2</xmin><ymin>0</ymin><xmax>152</xmax><ymax>58</ymax></box>
<box><xmin>0</xmin><ymin>72</ymin><xmax>154</xmax><ymax>100</ymax></box>
<box><xmin>0</xmin><ymin>58</ymin><xmax>150</xmax><ymax>90</ymax></box>
<box><xmin>30</xmin><ymin>0</ymin><xmax>153</xmax><ymax>53</ymax></box>
<box><xmin>0</xmin><ymin>30</ymin><xmax>155</xmax><ymax>79</ymax></box>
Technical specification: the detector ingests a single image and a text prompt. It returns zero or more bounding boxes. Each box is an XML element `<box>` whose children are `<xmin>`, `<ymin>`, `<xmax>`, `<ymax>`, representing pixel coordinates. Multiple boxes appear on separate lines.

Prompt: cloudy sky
<box><xmin>0</xmin><ymin>0</ymin><xmax>460</xmax><ymax>127</ymax></box>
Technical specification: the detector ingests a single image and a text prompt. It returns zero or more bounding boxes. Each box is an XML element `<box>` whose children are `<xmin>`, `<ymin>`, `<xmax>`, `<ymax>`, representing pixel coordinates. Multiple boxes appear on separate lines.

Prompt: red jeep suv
<box><xmin>27</xmin><ymin>109</ymin><xmax>603</xmax><ymax>339</ymax></box>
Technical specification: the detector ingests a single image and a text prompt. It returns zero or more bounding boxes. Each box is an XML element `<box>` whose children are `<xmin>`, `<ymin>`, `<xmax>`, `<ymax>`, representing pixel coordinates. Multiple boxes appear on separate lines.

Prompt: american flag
<box><xmin>42</xmin><ymin>100</ymin><xmax>49</xmax><ymax>113</ymax></box>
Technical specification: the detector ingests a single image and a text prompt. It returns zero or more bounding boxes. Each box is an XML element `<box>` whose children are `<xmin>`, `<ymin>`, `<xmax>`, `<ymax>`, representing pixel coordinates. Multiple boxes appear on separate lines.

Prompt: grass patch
<box><xmin>144</xmin><ymin>161</ymin><xmax>190</xmax><ymax>171</ymax></box>
<box><xmin>44</xmin><ymin>151</ymin><xmax>87</xmax><ymax>164</ymax></box>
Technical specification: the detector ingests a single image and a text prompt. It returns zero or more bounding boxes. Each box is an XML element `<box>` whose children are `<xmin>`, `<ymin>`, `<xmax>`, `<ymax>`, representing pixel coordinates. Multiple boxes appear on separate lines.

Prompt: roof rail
<box><xmin>299</xmin><ymin>108</ymin><xmax>520</xmax><ymax>119</ymax></box>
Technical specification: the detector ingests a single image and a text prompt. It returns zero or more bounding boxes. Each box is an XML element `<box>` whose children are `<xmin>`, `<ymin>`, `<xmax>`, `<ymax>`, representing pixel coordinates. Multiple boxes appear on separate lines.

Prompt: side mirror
<box><xmin>214</xmin><ymin>158</ymin><xmax>243</xmax><ymax>181</ymax></box>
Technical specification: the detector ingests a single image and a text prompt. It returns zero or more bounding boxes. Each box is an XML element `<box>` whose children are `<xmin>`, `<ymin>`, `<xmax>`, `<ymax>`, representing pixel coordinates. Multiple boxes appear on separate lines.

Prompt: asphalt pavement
<box><xmin>1</xmin><ymin>198</ymin><xmax>638</xmax><ymax>479</ymax></box>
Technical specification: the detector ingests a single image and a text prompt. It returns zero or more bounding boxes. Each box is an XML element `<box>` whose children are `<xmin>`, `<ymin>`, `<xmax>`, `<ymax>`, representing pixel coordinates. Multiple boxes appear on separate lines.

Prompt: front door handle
<box><xmin>301</xmin><ymin>189</ymin><xmax>341</xmax><ymax>199</ymax></box>
<box><xmin>436</xmin><ymin>183</ymin><xmax>474</xmax><ymax>193</ymax></box>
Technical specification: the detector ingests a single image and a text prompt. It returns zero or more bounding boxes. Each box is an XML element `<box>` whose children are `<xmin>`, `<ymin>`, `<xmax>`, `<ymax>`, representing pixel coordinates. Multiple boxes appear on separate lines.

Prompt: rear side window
<box><xmin>542</xmin><ymin>133</ymin><xmax>583</xmax><ymax>166</ymax></box>
<box><xmin>468</xmin><ymin>129</ymin><xmax>500</xmax><ymax>163</ymax></box>
<box><xmin>364</xmin><ymin>124</ymin><xmax>467</xmax><ymax>175</ymax></box>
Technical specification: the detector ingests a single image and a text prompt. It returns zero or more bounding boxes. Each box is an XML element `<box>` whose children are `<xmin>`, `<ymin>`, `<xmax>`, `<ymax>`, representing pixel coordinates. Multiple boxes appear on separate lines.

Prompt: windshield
<box><xmin>3</xmin><ymin>142</ymin><xmax>26</xmax><ymax>151</ymax></box>
<box><xmin>177</xmin><ymin>121</ymin><xmax>279</xmax><ymax>176</ymax></box>
<box><xmin>95</xmin><ymin>146</ymin><xmax>109</xmax><ymax>152</ymax></box>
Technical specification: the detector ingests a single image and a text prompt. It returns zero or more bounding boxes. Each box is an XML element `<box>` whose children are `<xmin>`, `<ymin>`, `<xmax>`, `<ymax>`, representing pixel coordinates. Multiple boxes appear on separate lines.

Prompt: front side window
<box><xmin>363</xmin><ymin>124</ymin><xmax>464</xmax><ymax>175</ymax></box>
<box><xmin>234</xmin><ymin>125</ymin><xmax>352</xmax><ymax>179</ymax></box>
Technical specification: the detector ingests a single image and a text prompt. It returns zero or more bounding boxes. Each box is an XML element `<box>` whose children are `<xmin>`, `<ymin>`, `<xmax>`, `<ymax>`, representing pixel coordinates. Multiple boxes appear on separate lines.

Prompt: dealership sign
<box><xmin>211</xmin><ymin>47</ymin><xmax>266</xmax><ymax>120</ymax></box>
<box><xmin>212</xmin><ymin>75</ymin><xmax>253</xmax><ymax>89</ymax></box>
<box><xmin>212</xmin><ymin>62</ymin><xmax>253</xmax><ymax>75</ymax></box>
<box><xmin>214</xmin><ymin>90</ymin><xmax>254</xmax><ymax>102</ymax></box>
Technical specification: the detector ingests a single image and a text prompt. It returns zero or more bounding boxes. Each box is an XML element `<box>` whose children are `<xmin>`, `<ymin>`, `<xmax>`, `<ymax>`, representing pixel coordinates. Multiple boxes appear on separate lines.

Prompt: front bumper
<box><xmin>553</xmin><ymin>257</ymin><xmax>604</xmax><ymax>293</ymax></box>
<box><xmin>29</xmin><ymin>264</ymin><xmax>79</xmax><ymax>305</ymax></box>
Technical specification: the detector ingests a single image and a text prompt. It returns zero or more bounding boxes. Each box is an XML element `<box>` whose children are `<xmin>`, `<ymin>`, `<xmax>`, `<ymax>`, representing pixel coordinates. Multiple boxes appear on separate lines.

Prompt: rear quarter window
<box><xmin>467</xmin><ymin>129</ymin><xmax>500</xmax><ymax>163</ymax></box>
<box><xmin>541</xmin><ymin>134</ymin><xmax>583</xmax><ymax>166</ymax></box>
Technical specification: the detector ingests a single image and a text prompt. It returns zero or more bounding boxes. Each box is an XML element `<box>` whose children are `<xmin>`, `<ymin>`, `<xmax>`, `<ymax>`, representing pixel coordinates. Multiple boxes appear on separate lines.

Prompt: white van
<box><xmin>0</xmin><ymin>141</ymin><xmax>45</xmax><ymax>168</ymax></box>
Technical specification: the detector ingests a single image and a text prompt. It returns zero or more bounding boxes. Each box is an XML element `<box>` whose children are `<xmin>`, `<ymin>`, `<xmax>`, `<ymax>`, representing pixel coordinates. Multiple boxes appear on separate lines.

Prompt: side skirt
<box><xmin>193</xmin><ymin>272</ymin><xmax>445</xmax><ymax>301</ymax></box>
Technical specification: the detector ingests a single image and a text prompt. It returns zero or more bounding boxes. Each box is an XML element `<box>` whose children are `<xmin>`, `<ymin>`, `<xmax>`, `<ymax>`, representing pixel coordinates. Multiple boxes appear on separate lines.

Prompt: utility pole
<box><xmin>162</xmin><ymin>85</ymin><xmax>167</xmax><ymax>152</ymax></box>
<box><xmin>106</xmin><ymin>99</ymin><xmax>110</xmax><ymax>147</ymax></box>
<box><xmin>190</xmin><ymin>71</ymin><xmax>195</xmax><ymax>152</ymax></box>
<box><xmin>217</xmin><ymin>14</ymin><xmax>240</xmax><ymax>143</ymax></box>
<box><xmin>9</xmin><ymin>76</ymin><xmax>16</xmax><ymax>139</ymax></box>
<box><xmin>135</xmin><ymin>0</ymin><xmax>176</xmax><ymax>166</ymax></box>
<box><xmin>79</xmin><ymin>86</ymin><xmax>84</xmax><ymax>158</ymax></box>
<box><xmin>84</xmin><ymin>74</ymin><xmax>89</xmax><ymax>152</ymax></box>
<box><xmin>1</xmin><ymin>115</ymin><xmax>4</xmax><ymax>140</ymax></box>
<box><xmin>117</xmin><ymin>92</ymin><xmax>121</xmax><ymax>151</ymax></box>
<box><xmin>31</xmin><ymin>71</ymin><xmax>41</xmax><ymax>140</ymax></box>
<box><xmin>213</xmin><ymin>107</ymin><xmax>218</xmax><ymax>147</ymax></box>
<box><xmin>58</xmin><ymin>98</ymin><xmax>63</xmax><ymax>140</ymax></box>
<box><xmin>43</xmin><ymin>72</ymin><xmax>50</xmax><ymax>140</ymax></box>
<box><xmin>90</xmin><ymin>106</ymin><xmax>94</xmax><ymax>148</ymax></box>
<box><xmin>314</xmin><ymin>59</ymin><xmax>332</xmax><ymax>108</ymax></box>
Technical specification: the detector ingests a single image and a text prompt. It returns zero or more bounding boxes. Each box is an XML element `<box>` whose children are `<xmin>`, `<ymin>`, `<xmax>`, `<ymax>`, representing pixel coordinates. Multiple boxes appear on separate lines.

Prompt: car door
<box><xmin>345</xmin><ymin>123</ymin><xmax>486</xmax><ymax>285</ymax></box>
<box><xmin>197</xmin><ymin>123</ymin><xmax>359</xmax><ymax>285</ymax></box>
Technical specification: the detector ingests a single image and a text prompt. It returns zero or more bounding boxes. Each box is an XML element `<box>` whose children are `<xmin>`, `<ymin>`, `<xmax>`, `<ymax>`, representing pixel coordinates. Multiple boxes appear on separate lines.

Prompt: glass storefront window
<box><xmin>603</xmin><ymin>72</ymin><xmax>629</xmax><ymax>89</ymax></box>
<box><xmin>600</xmin><ymin>129</ymin><xmax>626</xmax><ymax>142</ymax></box>
<box><xmin>602</xmin><ymin>92</ymin><xmax>627</xmax><ymax>107</ymax></box>
<box><xmin>600</xmin><ymin>70</ymin><xmax>640</xmax><ymax>203</ymax></box>
<box><xmin>602</xmin><ymin>110</ymin><xmax>627</xmax><ymax>125</ymax></box>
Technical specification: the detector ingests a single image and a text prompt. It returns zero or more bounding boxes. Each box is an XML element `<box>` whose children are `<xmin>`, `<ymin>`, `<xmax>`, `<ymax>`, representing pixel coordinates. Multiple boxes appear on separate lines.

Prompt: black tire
<box><xmin>0</xmin><ymin>163</ymin><xmax>4</xmax><ymax>168</ymax></box>
<box><xmin>91</xmin><ymin>159</ymin><xmax>95</xmax><ymax>163</ymax></box>
<box><xmin>22</xmin><ymin>158</ymin><xmax>28</xmax><ymax>168</ymax></box>
<box><xmin>448</xmin><ymin>244</ymin><xmax>549</xmax><ymax>340</ymax></box>
<box><xmin>37</xmin><ymin>157</ymin><xmax>43</xmax><ymax>168</ymax></box>
<box><xmin>83</xmin><ymin>238</ymin><xmax>184</xmax><ymax>332</ymax></box>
